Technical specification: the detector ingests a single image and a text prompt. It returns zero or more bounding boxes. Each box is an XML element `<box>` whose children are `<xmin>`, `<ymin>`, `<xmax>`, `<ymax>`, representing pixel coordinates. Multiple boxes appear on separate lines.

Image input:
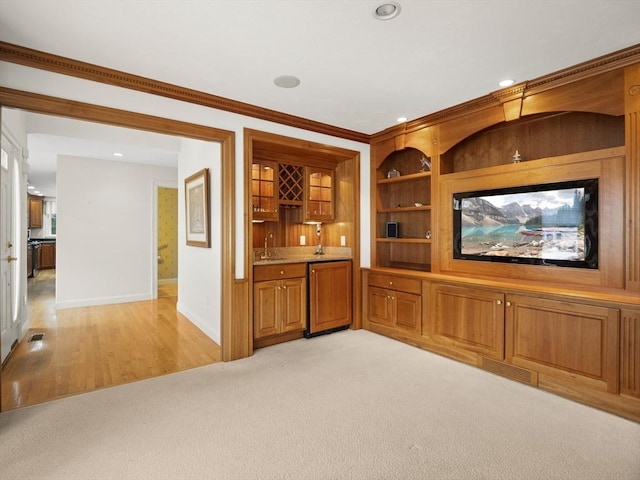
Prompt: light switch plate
<box><xmin>300</xmin><ymin>235</ymin><xmax>306</xmax><ymax>246</ymax></box>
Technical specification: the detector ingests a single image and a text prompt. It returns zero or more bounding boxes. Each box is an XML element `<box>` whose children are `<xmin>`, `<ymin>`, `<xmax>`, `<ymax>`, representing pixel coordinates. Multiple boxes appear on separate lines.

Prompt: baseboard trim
<box><xmin>56</xmin><ymin>293</ymin><xmax>153</xmax><ymax>310</ymax></box>
<box><xmin>176</xmin><ymin>302</ymin><xmax>221</xmax><ymax>345</ymax></box>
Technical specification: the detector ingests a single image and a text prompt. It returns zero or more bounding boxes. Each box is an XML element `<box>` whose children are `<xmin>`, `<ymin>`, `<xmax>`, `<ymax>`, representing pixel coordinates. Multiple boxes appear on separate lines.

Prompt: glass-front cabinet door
<box><xmin>305</xmin><ymin>167</ymin><xmax>334</xmax><ymax>223</ymax></box>
<box><xmin>251</xmin><ymin>161</ymin><xmax>278</xmax><ymax>221</ymax></box>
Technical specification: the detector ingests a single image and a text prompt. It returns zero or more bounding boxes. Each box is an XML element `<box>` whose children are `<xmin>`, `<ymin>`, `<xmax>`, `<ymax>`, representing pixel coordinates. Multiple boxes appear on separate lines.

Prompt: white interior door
<box><xmin>1</xmin><ymin>142</ymin><xmax>21</xmax><ymax>363</ymax></box>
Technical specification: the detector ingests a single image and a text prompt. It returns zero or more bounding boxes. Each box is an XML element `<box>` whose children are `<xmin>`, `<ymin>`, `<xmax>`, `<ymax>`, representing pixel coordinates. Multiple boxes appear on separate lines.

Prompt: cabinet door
<box><xmin>305</xmin><ymin>167</ymin><xmax>334</xmax><ymax>222</ymax></box>
<box><xmin>431</xmin><ymin>284</ymin><xmax>505</xmax><ymax>360</ymax></box>
<box><xmin>394</xmin><ymin>291</ymin><xmax>422</xmax><ymax>334</ymax></box>
<box><xmin>506</xmin><ymin>294</ymin><xmax>619</xmax><ymax>393</ymax></box>
<box><xmin>251</xmin><ymin>161</ymin><xmax>278</xmax><ymax>221</ymax></box>
<box><xmin>367</xmin><ymin>286</ymin><xmax>393</xmax><ymax>327</ymax></box>
<box><xmin>308</xmin><ymin>261</ymin><xmax>352</xmax><ymax>334</ymax></box>
<box><xmin>281</xmin><ymin>277</ymin><xmax>307</xmax><ymax>333</ymax></box>
<box><xmin>253</xmin><ymin>280</ymin><xmax>279</xmax><ymax>338</ymax></box>
<box><xmin>40</xmin><ymin>243</ymin><xmax>55</xmax><ymax>269</ymax></box>
<box><xmin>28</xmin><ymin>196</ymin><xmax>43</xmax><ymax>228</ymax></box>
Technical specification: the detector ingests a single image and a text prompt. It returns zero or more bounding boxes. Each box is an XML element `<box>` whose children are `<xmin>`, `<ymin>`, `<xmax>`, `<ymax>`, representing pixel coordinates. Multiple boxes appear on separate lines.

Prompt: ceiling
<box><xmin>1</xmin><ymin>0</ymin><xmax>639</xmax><ymax>197</ymax></box>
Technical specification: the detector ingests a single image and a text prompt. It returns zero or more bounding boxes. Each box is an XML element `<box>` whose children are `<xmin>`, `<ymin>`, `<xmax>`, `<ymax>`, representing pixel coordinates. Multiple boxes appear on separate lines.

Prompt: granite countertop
<box><xmin>28</xmin><ymin>238</ymin><xmax>56</xmax><ymax>244</ymax></box>
<box><xmin>253</xmin><ymin>246</ymin><xmax>351</xmax><ymax>266</ymax></box>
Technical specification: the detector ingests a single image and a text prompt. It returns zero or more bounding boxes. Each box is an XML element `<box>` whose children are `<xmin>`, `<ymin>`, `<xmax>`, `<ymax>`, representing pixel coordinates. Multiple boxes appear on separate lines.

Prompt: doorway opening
<box><xmin>156</xmin><ymin>185</ymin><xmax>178</xmax><ymax>299</ymax></box>
<box><xmin>0</xmin><ymin>107</ymin><xmax>228</xmax><ymax>410</ymax></box>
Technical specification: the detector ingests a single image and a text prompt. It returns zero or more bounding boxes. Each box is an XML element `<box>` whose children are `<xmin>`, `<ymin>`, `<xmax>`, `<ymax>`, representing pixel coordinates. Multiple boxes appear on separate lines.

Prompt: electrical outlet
<box><xmin>340</xmin><ymin>235</ymin><xmax>346</xmax><ymax>246</ymax></box>
<box><xmin>300</xmin><ymin>235</ymin><xmax>306</xmax><ymax>246</ymax></box>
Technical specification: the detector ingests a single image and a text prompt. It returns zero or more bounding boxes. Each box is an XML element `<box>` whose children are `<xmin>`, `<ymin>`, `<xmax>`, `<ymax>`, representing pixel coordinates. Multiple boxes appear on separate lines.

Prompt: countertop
<box><xmin>253</xmin><ymin>246</ymin><xmax>351</xmax><ymax>266</ymax></box>
<box><xmin>28</xmin><ymin>238</ymin><xmax>56</xmax><ymax>244</ymax></box>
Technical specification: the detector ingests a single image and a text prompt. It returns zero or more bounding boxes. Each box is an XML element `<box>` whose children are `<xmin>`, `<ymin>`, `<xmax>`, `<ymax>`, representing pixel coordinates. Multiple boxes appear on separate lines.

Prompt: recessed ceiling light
<box><xmin>397</xmin><ymin>117</ymin><xmax>407</xmax><ymax>123</ymax></box>
<box><xmin>499</xmin><ymin>79</ymin><xmax>515</xmax><ymax>87</ymax></box>
<box><xmin>274</xmin><ymin>75</ymin><xmax>301</xmax><ymax>88</ymax></box>
<box><xmin>373</xmin><ymin>2</ymin><xmax>401</xmax><ymax>20</ymax></box>
<box><xmin>113</xmin><ymin>152</ymin><xmax>124</xmax><ymax>157</ymax></box>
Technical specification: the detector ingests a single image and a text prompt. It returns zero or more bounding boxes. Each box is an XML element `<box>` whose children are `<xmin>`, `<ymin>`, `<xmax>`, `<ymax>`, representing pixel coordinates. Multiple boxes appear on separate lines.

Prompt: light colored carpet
<box><xmin>1</xmin><ymin>330</ymin><xmax>639</xmax><ymax>480</ymax></box>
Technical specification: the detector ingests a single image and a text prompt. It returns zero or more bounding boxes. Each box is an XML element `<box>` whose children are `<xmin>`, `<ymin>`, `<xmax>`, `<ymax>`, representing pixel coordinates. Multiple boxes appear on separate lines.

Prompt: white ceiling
<box><xmin>21</xmin><ymin>114</ymin><xmax>181</xmax><ymax>197</ymax></box>
<box><xmin>1</xmin><ymin>0</ymin><xmax>639</xmax><ymax>197</ymax></box>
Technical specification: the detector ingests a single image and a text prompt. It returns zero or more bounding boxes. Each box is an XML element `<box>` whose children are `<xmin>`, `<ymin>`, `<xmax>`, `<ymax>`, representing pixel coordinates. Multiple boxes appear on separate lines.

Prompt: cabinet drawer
<box><xmin>368</xmin><ymin>273</ymin><xmax>421</xmax><ymax>294</ymax></box>
<box><xmin>254</xmin><ymin>263</ymin><xmax>306</xmax><ymax>281</ymax></box>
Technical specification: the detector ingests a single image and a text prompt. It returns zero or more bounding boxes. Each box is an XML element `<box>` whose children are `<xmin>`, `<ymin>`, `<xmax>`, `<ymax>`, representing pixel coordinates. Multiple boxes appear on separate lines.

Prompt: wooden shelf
<box><xmin>383</xmin><ymin>261</ymin><xmax>432</xmax><ymax>272</ymax></box>
<box><xmin>377</xmin><ymin>237</ymin><xmax>432</xmax><ymax>244</ymax></box>
<box><xmin>374</xmin><ymin>148</ymin><xmax>432</xmax><ymax>272</ymax></box>
<box><xmin>378</xmin><ymin>205</ymin><xmax>431</xmax><ymax>213</ymax></box>
<box><xmin>377</xmin><ymin>171</ymin><xmax>431</xmax><ymax>184</ymax></box>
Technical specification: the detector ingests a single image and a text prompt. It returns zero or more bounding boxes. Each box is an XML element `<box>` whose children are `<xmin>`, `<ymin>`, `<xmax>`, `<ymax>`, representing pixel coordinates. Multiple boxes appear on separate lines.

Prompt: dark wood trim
<box><xmin>0</xmin><ymin>41</ymin><xmax>370</xmax><ymax>144</ymax></box>
<box><xmin>0</xmin><ymin>87</ymin><xmax>246</xmax><ymax>363</ymax></box>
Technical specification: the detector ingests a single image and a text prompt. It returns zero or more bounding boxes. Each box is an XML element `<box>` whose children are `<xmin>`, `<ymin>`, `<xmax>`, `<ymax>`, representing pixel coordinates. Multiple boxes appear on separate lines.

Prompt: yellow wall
<box><xmin>158</xmin><ymin>187</ymin><xmax>178</xmax><ymax>280</ymax></box>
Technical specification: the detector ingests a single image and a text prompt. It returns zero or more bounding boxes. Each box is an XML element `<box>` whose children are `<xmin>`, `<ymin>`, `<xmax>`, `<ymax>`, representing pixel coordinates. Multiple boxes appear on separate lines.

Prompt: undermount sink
<box><xmin>259</xmin><ymin>257</ymin><xmax>286</xmax><ymax>262</ymax></box>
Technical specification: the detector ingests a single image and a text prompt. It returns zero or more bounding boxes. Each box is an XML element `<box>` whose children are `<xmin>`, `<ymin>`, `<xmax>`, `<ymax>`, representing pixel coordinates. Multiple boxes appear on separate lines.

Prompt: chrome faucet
<box><xmin>314</xmin><ymin>223</ymin><xmax>324</xmax><ymax>255</ymax></box>
<box><xmin>261</xmin><ymin>232</ymin><xmax>274</xmax><ymax>259</ymax></box>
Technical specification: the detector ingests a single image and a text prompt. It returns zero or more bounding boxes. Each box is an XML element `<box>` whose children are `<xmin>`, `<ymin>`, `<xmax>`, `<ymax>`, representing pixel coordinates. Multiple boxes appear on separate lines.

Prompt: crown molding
<box><xmin>2</xmin><ymin>41</ymin><xmax>638</xmax><ymax>145</ymax></box>
<box><xmin>0</xmin><ymin>41</ymin><xmax>370</xmax><ymax>144</ymax></box>
<box><xmin>396</xmin><ymin>44</ymin><xmax>640</xmax><ymax>137</ymax></box>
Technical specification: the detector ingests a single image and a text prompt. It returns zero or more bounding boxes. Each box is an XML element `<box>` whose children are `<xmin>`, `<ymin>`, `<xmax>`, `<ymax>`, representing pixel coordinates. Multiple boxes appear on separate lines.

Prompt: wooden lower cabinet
<box><xmin>253</xmin><ymin>263</ymin><xmax>306</xmax><ymax>339</ymax></box>
<box><xmin>367</xmin><ymin>273</ymin><xmax>421</xmax><ymax>334</ymax></box>
<box><xmin>40</xmin><ymin>242</ymin><xmax>55</xmax><ymax>269</ymax></box>
<box><xmin>430</xmin><ymin>283</ymin><xmax>505</xmax><ymax>360</ymax></box>
<box><xmin>505</xmin><ymin>294</ymin><xmax>620</xmax><ymax>393</ymax></box>
<box><xmin>308</xmin><ymin>261</ymin><xmax>352</xmax><ymax>335</ymax></box>
<box><xmin>364</xmin><ymin>269</ymin><xmax>640</xmax><ymax>420</ymax></box>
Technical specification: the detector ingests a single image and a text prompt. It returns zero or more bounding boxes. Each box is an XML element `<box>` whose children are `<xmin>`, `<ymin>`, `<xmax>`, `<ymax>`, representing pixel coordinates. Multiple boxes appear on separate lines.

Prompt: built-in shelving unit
<box><xmin>374</xmin><ymin>148</ymin><xmax>432</xmax><ymax>271</ymax></box>
<box><xmin>365</xmin><ymin>58</ymin><xmax>640</xmax><ymax>422</ymax></box>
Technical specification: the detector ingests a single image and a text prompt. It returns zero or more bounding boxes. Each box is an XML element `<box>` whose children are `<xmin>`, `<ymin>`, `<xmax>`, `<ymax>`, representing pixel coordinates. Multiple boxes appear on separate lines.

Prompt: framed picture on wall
<box><xmin>184</xmin><ymin>168</ymin><xmax>210</xmax><ymax>247</ymax></box>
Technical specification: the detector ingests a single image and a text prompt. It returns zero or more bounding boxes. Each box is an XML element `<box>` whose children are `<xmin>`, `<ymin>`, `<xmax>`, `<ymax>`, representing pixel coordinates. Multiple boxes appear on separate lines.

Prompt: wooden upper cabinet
<box><xmin>304</xmin><ymin>167</ymin><xmax>334</xmax><ymax>223</ymax></box>
<box><xmin>251</xmin><ymin>161</ymin><xmax>278</xmax><ymax>221</ymax></box>
<box><xmin>28</xmin><ymin>195</ymin><xmax>43</xmax><ymax>228</ymax></box>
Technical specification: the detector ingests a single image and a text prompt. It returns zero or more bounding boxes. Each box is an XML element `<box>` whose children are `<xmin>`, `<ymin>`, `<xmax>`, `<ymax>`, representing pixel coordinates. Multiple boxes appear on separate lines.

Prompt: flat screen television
<box><xmin>453</xmin><ymin>179</ymin><xmax>598</xmax><ymax>269</ymax></box>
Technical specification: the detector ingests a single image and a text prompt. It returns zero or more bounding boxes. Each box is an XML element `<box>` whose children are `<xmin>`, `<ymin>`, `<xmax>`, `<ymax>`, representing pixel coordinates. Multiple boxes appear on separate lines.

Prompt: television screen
<box><xmin>453</xmin><ymin>179</ymin><xmax>598</xmax><ymax>269</ymax></box>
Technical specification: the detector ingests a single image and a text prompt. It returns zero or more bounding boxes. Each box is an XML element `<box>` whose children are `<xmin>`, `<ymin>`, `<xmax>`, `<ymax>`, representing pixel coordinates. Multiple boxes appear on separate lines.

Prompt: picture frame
<box><xmin>184</xmin><ymin>168</ymin><xmax>210</xmax><ymax>247</ymax></box>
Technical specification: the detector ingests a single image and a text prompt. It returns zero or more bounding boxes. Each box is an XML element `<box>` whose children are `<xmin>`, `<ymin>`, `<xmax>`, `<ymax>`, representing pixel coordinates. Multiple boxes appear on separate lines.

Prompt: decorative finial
<box><xmin>513</xmin><ymin>150</ymin><xmax>521</xmax><ymax>164</ymax></box>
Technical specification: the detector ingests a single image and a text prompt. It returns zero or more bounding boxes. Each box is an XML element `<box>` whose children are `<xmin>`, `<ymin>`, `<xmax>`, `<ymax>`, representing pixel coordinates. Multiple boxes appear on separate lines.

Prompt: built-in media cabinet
<box><xmin>365</xmin><ymin>53</ymin><xmax>640</xmax><ymax>422</ymax></box>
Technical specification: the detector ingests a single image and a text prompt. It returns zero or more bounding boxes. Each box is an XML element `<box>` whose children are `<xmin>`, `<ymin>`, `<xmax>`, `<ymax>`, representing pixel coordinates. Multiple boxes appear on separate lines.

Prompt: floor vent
<box><xmin>479</xmin><ymin>357</ymin><xmax>538</xmax><ymax>387</ymax></box>
<box><xmin>28</xmin><ymin>333</ymin><xmax>45</xmax><ymax>342</ymax></box>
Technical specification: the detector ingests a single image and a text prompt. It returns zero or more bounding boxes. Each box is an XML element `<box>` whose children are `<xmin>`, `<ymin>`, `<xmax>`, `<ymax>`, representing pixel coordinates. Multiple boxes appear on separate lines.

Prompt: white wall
<box><xmin>56</xmin><ymin>155</ymin><xmax>177</xmax><ymax>308</ymax></box>
<box><xmin>176</xmin><ymin>139</ymin><xmax>222</xmax><ymax>343</ymax></box>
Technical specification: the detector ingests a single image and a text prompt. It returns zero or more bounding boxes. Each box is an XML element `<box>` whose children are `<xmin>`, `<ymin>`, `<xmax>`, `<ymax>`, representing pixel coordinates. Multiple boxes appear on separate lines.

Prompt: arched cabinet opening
<box><xmin>439</xmin><ymin>111</ymin><xmax>625</xmax><ymax>175</ymax></box>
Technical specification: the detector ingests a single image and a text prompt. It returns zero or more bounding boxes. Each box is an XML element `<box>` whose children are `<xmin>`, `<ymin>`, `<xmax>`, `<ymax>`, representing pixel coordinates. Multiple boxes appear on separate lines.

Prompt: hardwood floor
<box><xmin>1</xmin><ymin>269</ymin><xmax>220</xmax><ymax>410</ymax></box>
